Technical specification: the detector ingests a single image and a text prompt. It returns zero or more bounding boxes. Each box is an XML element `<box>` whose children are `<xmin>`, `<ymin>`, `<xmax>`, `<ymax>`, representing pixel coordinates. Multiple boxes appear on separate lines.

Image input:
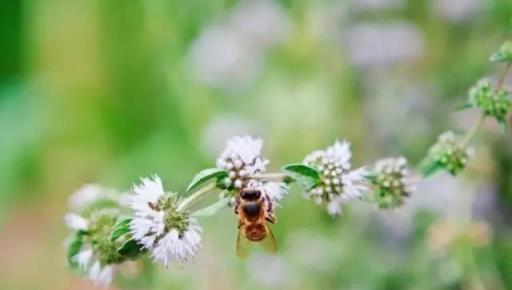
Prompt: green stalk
<box><xmin>177</xmin><ymin>183</ymin><xmax>217</xmax><ymax>212</ymax></box>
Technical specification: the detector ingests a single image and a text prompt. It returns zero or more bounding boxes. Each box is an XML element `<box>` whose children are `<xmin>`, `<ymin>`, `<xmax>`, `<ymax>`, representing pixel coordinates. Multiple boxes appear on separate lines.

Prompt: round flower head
<box><xmin>128</xmin><ymin>176</ymin><xmax>202</xmax><ymax>267</ymax></box>
<box><xmin>422</xmin><ymin>131</ymin><xmax>471</xmax><ymax>176</ymax></box>
<box><xmin>304</xmin><ymin>140</ymin><xmax>368</xmax><ymax>216</ymax></box>
<box><xmin>369</xmin><ymin>157</ymin><xmax>415</xmax><ymax>209</ymax></box>
<box><xmin>65</xmin><ymin>209</ymin><xmax>125</xmax><ymax>287</ymax></box>
<box><xmin>468</xmin><ymin>79</ymin><xmax>511</xmax><ymax>123</ymax></box>
<box><xmin>216</xmin><ymin>135</ymin><xmax>269</xmax><ymax>189</ymax></box>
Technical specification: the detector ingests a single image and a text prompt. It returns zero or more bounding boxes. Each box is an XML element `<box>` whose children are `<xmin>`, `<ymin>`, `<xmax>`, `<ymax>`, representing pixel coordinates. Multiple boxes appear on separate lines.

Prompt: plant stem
<box><xmin>177</xmin><ymin>183</ymin><xmax>217</xmax><ymax>212</ymax></box>
<box><xmin>252</xmin><ymin>172</ymin><xmax>288</xmax><ymax>182</ymax></box>
<box><xmin>462</xmin><ymin>114</ymin><xmax>486</xmax><ymax>148</ymax></box>
<box><xmin>497</xmin><ymin>62</ymin><xmax>511</xmax><ymax>89</ymax></box>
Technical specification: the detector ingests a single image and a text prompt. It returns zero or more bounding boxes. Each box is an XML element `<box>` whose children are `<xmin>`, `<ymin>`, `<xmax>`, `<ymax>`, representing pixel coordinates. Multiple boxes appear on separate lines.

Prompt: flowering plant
<box><xmin>64</xmin><ymin>40</ymin><xmax>512</xmax><ymax>287</ymax></box>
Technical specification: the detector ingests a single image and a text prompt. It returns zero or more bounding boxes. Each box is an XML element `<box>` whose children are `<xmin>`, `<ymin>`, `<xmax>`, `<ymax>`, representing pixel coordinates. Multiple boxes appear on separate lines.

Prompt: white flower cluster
<box><xmin>216</xmin><ymin>135</ymin><xmax>269</xmax><ymax>189</ymax></box>
<box><xmin>304</xmin><ymin>141</ymin><xmax>368</xmax><ymax>216</ymax></box>
<box><xmin>65</xmin><ymin>210</ymin><xmax>119</xmax><ymax>287</ymax></box>
<box><xmin>371</xmin><ymin>157</ymin><xmax>416</xmax><ymax>209</ymax></box>
<box><xmin>129</xmin><ymin>176</ymin><xmax>202</xmax><ymax>267</ymax></box>
<box><xmin>65</xmin><ymin>185</ymin><xmax>124</xmax><ymax>287</ymax></box>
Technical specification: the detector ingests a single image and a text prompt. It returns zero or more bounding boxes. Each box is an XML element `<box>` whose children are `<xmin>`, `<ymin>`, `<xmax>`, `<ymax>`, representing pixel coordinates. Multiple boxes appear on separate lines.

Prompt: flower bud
<box><xmin>369</xmin><ymin>157</ymin><xmax>415</xmax><ymax>209</ymax></box>
<box><xmin>421</xmin><ymin>131</ymin><xmax>471</xmax><ymax>176</ymax></box>
<box><xmin>468</xmin><ymin>79</ymin><xmax>511</xmax><ymax>123</ymax></box>
<box><xmin>303</xmin><ymin>140</ymin><xmax>368</xmax><ymax>216</ymax></box>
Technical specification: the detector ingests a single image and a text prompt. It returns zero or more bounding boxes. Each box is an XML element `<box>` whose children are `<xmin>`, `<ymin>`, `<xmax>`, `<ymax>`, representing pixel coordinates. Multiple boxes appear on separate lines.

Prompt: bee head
<box><xmin>240</xmin><ymin>188</ymin><xmax>261</xmax><ymax>200</ymax></box>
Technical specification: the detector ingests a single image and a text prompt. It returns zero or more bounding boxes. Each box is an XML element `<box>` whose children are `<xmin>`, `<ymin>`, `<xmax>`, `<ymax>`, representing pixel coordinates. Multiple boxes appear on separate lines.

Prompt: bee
<box><xmin>234</xmin><ymin>186</ymin><xmax>277</xmax><ymax>258</ymax></box>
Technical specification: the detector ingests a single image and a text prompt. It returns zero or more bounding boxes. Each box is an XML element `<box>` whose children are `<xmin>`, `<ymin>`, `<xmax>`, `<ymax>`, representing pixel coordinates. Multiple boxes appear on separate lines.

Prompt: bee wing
<box><xmin>260</xmin><ymin>227</ymin><xmax>277</xmax><ymax>254</ymax></box>
<box><xmin>236</xmin><ymin>229</ymin><xmax>252</xmax><ymax>259</ymax></box>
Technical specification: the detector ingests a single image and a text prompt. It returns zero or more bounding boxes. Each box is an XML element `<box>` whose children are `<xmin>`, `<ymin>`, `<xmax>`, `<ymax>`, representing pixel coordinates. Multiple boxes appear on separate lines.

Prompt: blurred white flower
<box><xmin>129</xmin><ymin>176</ymin><xmax>202</xmax><ymax>267</ymax></box>
<box><xmin>75</xmin><ymin>248</ymin><xmax>94</xmax><ymax>269</ymax></box>
<box><xmin>64</xmin><ymin>213</ymin><xmax>88</xmax><ymax>231</ymax></box>
<box><xmin>88</xmin><ymin>261</ymin><xmax>114</xmax><ymax>288</ymax></box>
<box><xmin>69</xmin><ymin>183</ymin><xmax>123</xmax><ymax>210</ymax></box>
<box><xmin>304</xmin><ymin>140</ymin><xmax>368</xmax><ymax>215</ymax></box>
<box><xmin>431</xmin><ymin>0</ymin><xmax>481</xmax><ymax>23</ymax></box>
<box><xmin>350</xmin><ymin>0</ymin><xmax>404</xmax><ymax>11</ymax></box>
<box><xmin>187</xmin><ymin>0</ymin><xmax>290</xmax><ymax>90</ymax></box>
<box><xmin>188</xmin><ymin>25</ymin><xmax>262</xmax><ymax>90</ymax></box>
<box><xmin>344</xmin><ymin>22</ymin><xmax>424</xmax><ymax>68</ymax></box>
<box><xmin>216</xmin><ymin>135</ymin><xmax>269</xmax><ymax>189</ymax></box>
<box><xmin>229</xmin><ymin>0</ymin><xmax>290</xmax><ymax>49</ymax></box>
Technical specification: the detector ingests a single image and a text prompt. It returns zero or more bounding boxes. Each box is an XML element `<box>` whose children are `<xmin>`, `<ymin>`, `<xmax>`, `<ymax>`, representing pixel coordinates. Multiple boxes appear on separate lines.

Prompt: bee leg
<box><xmin>234</xmin><ymin>199</ymin><xmax>240</xmax><ymax>215</ymax></box>
<box><xmin>266</xmin><ymin>214</ymin><xmax>277</xmax><ymax>224</ymax></box>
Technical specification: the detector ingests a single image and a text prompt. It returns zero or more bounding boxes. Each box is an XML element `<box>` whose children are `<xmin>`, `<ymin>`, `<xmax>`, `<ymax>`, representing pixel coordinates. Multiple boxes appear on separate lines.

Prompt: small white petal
<box><xmin>64</xmin><ymin>214</ymin><xmax>88</xmax><ymax>231</ymax></box>
<box><xmin>263</xmin><ymin>182</ymin><xmax>289</xmax><ymax>202</ymax></box>
<box><xmin>88</xmin><ymin>262</ymin><xmax>114</xmax><ymax>288</ymax></box>
<box><xmin>327</xmin><ymin>200</ymin><xmax>342</xmax><ymax>216</ymax></box>
<box><xmin>75</xmin><ymin>249</ymin><xmax>93</xmax><ymax>270</ymax></box>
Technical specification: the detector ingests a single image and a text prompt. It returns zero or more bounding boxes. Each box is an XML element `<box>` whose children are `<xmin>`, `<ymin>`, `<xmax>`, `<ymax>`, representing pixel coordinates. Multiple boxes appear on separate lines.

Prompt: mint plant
<box><xmin>64</xmin><ymin>40</ymin><xmax>512</xmax><ymax>287</ymax></box>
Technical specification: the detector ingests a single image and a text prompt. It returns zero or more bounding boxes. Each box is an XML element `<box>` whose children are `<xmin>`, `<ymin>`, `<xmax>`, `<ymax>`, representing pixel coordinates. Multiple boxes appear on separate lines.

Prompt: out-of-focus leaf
<box><xmin>67</xmin><ymin>231</ymin><xmax>85</xmax><ymax>268</ymax></box>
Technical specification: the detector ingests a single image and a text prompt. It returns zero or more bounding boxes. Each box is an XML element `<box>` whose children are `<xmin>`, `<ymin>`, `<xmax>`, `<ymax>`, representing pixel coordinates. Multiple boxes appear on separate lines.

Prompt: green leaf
<box><xmin>186</xmin><ymin>168</ymin><xmax>228</xmax><ymax>192</ymax></box>
<box><xmin>117</xmin><ymin>238</ymin><xmax>145</xmax><ymax>259</ymax></box>
<box><xmin>282</xmin><ymin>164</ymin><xmax>322</xmax><ymax>189</ymax></box>
<box><xmin>67</xmin><ymin>232</ymin><xmax>85</xmax><ymax>268</ymax></box>
<box><xmin>111</xmin><ymin>216</ymin><xmax>132</xmax><ymax>242</ymax></box>
<box><xmin>191</xmin><ymin>196</ymin><xmax>231</xmax><ymax>217</ymax></box>
<box><xmin>420</xmin><ymin>161</ymin><xmax>443</xmax><ymax>178</ymax></box>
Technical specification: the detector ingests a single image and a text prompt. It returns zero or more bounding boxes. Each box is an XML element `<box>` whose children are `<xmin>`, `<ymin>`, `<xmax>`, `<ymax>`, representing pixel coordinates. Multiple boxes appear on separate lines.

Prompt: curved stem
<box><xmin>497</xmin><ymin>62</ymin><xmax>511</xmax><ymax>89</ymax></box>
<box><xmin>462</xmin><ymin>114</ymin><xmax>486</xmax><ymax>148</ymax></box>
<box><xmin>177</xmin><ymin>183</ymin><xmax>217</xmax><ymax>212</ymax></box>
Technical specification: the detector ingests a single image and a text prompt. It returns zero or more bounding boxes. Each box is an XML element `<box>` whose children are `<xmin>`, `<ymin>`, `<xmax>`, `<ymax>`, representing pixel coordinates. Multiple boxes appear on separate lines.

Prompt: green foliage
<box><xmin>282</xmin><ymin>163</ymin><xmax>322</xmax><ymax>189</ymax></box>
<box><xmin>110</xmin><ymin>216</ymin><xmax>132</xmax><ymax>242</ymax></box>
<box><xmin>67</xmin><ymin>230</ymin><xmax>86</xmax><ymax>269</ymax></box>
<box><xmin>186</xmin><ymin>168</ymin><xmax>228</xmax><ymax>192</ymax></box>
<box><xmin>117</xmin><ymin>239</ymin><xmax>145</xmax><ymax>260</ymax></box>
<box><xmin>420</xmin><ymin>132</ymin><xmax>469</xmax><ymax>177</ymax></box>
<box><xmin>490</xmin><ymin>40</ymin><xmax>512</xmax><ymax>63</ymax></box>
<box><xmin>468</xmin><ymin>79</ymin><xmax>512</xmax><ymax>124</ymax></box>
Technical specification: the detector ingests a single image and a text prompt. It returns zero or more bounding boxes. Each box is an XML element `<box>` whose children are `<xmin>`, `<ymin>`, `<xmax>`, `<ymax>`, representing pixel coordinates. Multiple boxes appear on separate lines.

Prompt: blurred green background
<box><xmin>2</xmin><ymin>0</ymin><xmax>512</xmax><ymax>289</ymax></box>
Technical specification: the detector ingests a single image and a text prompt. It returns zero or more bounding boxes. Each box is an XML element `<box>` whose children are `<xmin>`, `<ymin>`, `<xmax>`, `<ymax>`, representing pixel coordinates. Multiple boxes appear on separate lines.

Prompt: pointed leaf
<box><xmin>191</xmin><ymin>196</ymin><xmax>231</xmax><ymax>217</ymax></box>
<box><xmin>111</xmin><ymin>216</ymin><xmax>132</xmax><ymax>242</ymax></box>
<box><xmin>282</xmin><ymin>164</ymin><xmax>322</xmax><ymax>189</ymax></box>
<box><xmin>67</xmin><ymin>231</ymin><xmax>85</xmax><ymax>268</ymax></box>
<box><xmin>187</xmin><ymin>168</ymin><xmax>228</xmax><ymax>192</ymax></box>
<box><xmin>420</xmin><ymin>161</ymin><xmax>442</xmax><ymax>178</ymax></box>
<box><xmin>117</xmin><ymin>238</ymin><xmax>145</xmax><ymax>259</ymax></box>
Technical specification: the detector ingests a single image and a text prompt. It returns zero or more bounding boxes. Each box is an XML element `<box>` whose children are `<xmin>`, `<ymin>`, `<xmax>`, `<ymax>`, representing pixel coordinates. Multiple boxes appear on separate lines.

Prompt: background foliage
<box><xmin>1</xmin><ymin>0</ymin><xmax>512</xmax><ymax>289</ymax></box>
